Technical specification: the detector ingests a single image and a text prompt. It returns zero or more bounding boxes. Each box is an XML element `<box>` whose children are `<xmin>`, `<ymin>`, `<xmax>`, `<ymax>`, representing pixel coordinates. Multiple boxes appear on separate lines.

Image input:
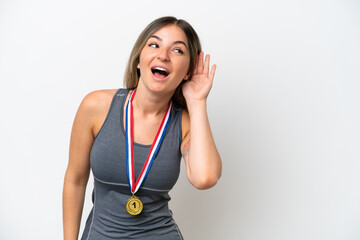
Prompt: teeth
<box><xmin>154</xmin><ymin>67</ymin><xmax>168</xmax><ymax>73</ymax></box>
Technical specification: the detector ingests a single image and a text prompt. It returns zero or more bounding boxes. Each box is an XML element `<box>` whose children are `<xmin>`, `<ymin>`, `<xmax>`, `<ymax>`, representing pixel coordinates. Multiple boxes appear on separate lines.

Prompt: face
<box><xmin>137</xmin><ymin>24</ymin><xmax>190</xmax><ymax>94</ymax></box>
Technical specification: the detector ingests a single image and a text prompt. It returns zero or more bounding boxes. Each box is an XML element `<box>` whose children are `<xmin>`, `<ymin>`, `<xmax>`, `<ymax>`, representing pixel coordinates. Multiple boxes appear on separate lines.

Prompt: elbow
<box><xmin>188</xmin><ymin>157</ymin><xmax>222</xmax><ymax>190</ymax></box>
<box><xmin>191</xmin><ymin>175</ymin><xmax>220</xmax><ymax>190</ymax></box>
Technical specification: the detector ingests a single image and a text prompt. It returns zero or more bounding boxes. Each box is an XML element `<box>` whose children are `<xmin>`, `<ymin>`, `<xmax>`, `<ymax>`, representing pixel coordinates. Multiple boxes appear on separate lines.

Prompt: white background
<box><xmin>1</xmin><ymin>0</ymin><xmax>359</xmax><ymax>239</ymax></box>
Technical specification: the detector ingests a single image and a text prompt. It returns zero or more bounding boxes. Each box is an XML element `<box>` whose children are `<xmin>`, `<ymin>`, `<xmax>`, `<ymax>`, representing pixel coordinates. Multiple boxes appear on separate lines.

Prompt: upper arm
<box><xmin>180</xmin><ymin>110</ymin><xmax>191</xmax><ymax>161</ymax></box>
<box><xmin>65</xmin><ymin>90</ymin><xmax>113</xmax><ymax>186</ymax></box>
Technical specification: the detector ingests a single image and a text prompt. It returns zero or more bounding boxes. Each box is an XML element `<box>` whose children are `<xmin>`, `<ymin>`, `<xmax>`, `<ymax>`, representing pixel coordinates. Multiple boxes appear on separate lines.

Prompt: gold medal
<box><xmin>125</xmin><ymin>195</ymin><xmax>143</xmax><ymax>215</ymax></box>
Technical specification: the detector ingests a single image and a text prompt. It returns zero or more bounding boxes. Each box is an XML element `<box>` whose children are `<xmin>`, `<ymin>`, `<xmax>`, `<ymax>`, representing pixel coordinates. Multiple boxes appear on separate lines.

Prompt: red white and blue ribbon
<box><xmin>125</xmin><ymin>89</ymin><xmax>172</xmax><ymax>194</ymax></box>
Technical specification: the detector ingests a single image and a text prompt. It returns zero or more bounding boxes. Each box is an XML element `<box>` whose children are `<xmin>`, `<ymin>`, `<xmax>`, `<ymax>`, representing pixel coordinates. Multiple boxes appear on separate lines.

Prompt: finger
<box><xmin>209</xmin><ymin>64</ymin><xmax>217</xmax><ymax>81</ymax></box>
<box><xmin>203</xmin><ymin>54</ymin><xmax>210</xmax><ymax>77</ymax></box>
<box><xmin>197</xmin><ymin>51</ymin><xmax>204</xmax><ymax>74</ymax></box>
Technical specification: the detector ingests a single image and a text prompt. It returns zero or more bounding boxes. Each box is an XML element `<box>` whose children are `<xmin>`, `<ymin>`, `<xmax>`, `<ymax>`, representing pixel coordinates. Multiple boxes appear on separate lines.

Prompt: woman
<box><xmin>63</xmin><ymin>16</ymin><xmax>222</xmax><ymax>240</ymax></box>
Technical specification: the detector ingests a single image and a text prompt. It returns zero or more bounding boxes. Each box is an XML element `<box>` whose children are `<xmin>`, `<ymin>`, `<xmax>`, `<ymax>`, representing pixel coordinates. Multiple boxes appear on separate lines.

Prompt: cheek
<box><xmin>179</xmin><ymin>58</ymin><xmax>191</xmax><ymax>75</ymax></box>
<box><xmin>138</xmin><ymin>48</ymin><xmax>150</xmax><ymax>64</ymax></box>
<box><xmin>138</xmin><ymin>52</ymin><xmax>150</xmax><ymax>71</ymax></box>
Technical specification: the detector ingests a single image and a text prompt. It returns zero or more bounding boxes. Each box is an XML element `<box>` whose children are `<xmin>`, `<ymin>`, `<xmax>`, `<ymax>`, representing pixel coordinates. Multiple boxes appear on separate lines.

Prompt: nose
<box><xmin>157</xmin><ymin>48</ymin><xmax>170</xmax><ymax>61</ymax></box>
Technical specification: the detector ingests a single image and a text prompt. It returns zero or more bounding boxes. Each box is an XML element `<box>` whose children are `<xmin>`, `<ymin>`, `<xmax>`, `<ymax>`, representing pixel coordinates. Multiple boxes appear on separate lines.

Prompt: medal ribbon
<box><xmin>125</xmin><ymin>89</ymin><xmax>172</xmax><ymax>194</ymax></box>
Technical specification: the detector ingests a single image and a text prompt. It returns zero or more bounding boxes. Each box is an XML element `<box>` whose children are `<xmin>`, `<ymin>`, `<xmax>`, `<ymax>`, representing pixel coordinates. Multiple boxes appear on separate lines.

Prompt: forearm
<box><xmin>186</xmin><ymin>99</ymin><xmax>222</xmax><ymax>189</ymax></box>
<box><xmin>62</xmin><ymin>177</ymin><xmax>87</xmax><ymax>240</ymax></box>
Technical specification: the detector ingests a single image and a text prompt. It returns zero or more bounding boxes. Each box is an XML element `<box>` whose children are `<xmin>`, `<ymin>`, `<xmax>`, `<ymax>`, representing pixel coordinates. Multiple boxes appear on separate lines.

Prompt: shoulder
<box><xmin>181</xmin><ymin>109</ymin><xmax>190</xmax><ymax>141</ymax></box>
<box><xmin>82</xmin><ymin>89</ymin><xmax>118</xmax><ymax>106</ymax></box>
<box><xmin>75</xmin><ymin>89</ymin><xmax>118</xmax><ymax>130</ymax></box>
<box><xmin>79</xmin><ymin>89</ymin><xmax>118</xmax><ymax>114</ymax></box>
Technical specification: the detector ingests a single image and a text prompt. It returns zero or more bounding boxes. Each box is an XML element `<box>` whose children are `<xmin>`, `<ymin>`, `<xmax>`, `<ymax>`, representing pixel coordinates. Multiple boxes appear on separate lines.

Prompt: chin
<box><xmin>148</xmin><ymin>84</ymin><xmax>173</xmax><ymax>94</ymax></box>
<box><xmin>139</xmin><ymin>75</ymin><xmax>180</xmax><ymax>96</ymax></box>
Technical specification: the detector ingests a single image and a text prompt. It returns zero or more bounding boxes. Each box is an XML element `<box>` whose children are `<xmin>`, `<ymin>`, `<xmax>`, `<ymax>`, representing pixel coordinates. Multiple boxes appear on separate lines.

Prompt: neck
<box><xmin>132</xmin><ymin>84</ymin><xmax>173</xmax><ymax>117</ymax></box>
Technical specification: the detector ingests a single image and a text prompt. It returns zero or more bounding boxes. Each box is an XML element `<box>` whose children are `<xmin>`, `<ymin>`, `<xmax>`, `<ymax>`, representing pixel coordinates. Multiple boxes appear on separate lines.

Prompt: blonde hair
<box><xmin>123</xmin><ymin>16</ymin><xmax>202</xmax><ymax>110</ymax></box>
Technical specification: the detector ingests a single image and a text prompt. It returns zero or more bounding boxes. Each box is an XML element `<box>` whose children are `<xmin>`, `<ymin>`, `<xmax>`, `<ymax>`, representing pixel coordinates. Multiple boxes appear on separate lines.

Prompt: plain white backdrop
<box><xmin>0</xmin><ymin>0</ymin><xmax>359</xmax><ymax>239</ymax></box>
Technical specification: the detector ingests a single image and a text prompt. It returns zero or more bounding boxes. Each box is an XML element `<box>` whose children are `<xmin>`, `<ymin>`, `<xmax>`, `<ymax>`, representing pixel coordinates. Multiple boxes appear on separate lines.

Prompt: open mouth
<box><xmin>151</xmin><ymin>67</ymin><xmax>169</xmax><ymax>78</ymax></box>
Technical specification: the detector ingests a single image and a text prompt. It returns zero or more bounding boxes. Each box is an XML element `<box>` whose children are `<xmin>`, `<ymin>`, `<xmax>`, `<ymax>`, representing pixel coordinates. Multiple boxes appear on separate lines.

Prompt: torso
<box><xmin>82</xmin><ymin>88</ymin><xmax>185</xmax><ymax>240</ymax></box>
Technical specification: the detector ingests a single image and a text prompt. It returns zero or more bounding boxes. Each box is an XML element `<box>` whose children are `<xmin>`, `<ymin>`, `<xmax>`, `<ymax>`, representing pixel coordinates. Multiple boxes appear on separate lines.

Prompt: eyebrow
<box><xmin>149</xmin><ymin>35</ymin><xmax>188</xmax><ymax>49</ymax></box>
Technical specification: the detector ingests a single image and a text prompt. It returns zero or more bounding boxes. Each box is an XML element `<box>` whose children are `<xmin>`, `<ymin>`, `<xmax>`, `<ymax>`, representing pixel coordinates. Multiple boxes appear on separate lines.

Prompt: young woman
<box><xmin>63</xmin><ymin>16</ymin><xmax>222</xmax><ymax>240</ymax></box>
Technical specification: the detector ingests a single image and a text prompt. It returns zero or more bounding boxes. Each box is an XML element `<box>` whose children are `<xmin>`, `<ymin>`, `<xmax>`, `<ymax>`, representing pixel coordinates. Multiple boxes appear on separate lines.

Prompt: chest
<box><xmin>90</xmin><ymin>125</ymin><xmax>181</xmax><ymax>192</ymax></box>
<box><xmin>90</xmin><ymin>94</ymin><xmax>182</xmax><ymax>191</ymax></box>
<box><xmin>132</xmin><ymin>115</ymin><xmax>165</xmax><ymax>145</ymax></box>
<box><xmin>122</xmin><ymin>105</ymin><xmax>168</xmax><ymax>145</ymax></box>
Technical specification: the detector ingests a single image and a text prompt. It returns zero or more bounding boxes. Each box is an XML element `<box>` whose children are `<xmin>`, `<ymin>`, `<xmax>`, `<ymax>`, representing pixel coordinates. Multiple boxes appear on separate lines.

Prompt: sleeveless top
<box><xmin>81</xmin><ymin>88</ymin><xmax>184</xmax><ymax>240</ymax></box>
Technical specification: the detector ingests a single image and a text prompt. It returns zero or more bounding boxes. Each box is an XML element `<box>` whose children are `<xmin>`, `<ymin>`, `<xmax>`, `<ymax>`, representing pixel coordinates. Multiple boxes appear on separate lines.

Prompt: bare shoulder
<box><xmin>81</xmin><ymin>89</ymin><xmax>117</xmax><ymax>110</ymax></box>
<box><xmin>181</xmin><ymin>109</ymin><xmax>190</xmax><ymax>141</ymax></box>
<box><xmin>77</xmin><ymin>89</ymin><xmax>118</xmax><ymax>137</ymax></box>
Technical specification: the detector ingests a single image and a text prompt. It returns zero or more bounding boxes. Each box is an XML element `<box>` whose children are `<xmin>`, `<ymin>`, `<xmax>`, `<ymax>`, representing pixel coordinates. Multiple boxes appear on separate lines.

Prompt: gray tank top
<box><xmin>81</xmin><ymin>88</ymin><xmax>184</xmax><ymax>240</ymax></box>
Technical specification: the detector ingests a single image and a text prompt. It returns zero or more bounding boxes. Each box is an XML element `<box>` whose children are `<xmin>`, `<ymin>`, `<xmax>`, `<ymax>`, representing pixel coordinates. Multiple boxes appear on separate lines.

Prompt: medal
<box><xmin>125</xmin><ymin>89</ymin><xmax>172</xmax><ymax>215</ymax></box>
<box><xmin>126</xmin><ymin>195</ymin><xmax>143</xmax><ymax>215</ymax></box>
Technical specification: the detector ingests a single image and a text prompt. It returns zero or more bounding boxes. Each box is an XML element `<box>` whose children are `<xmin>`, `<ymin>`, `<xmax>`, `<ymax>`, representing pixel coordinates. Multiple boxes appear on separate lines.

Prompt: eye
<box><xmin>174</xmin><ymin>48</ymin><xmax>184</xmax><ymax>54</ymax></box>
<box><xmin>148</xmin><ymin>43</ymin><xmax>158</xmax><ymax>48</ymax></box>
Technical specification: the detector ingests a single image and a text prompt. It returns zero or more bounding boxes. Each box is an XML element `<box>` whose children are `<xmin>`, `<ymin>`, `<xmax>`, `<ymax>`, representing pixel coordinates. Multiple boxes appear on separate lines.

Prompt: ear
<box><xmin>184</xmin><ymin>74</ymin><xmax>189</xmax><ymax>80</ymax></box>
<box><xmin>137</xmin><ymin>63</ymin><xmax>140</xmax><ymax>69</ymax></box>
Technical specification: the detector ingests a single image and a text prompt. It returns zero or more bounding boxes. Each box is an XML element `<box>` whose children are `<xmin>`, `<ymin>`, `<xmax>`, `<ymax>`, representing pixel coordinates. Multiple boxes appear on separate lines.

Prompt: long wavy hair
<box><xmin>123</xmin><ymin>16</ymin><xmax>201</xmax><ymax>110</ymax></box>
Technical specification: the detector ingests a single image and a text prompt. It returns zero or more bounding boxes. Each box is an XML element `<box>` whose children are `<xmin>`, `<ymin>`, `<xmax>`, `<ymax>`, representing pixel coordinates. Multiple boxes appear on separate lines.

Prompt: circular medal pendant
<box><xmin>126</xmin><ymin>195</ymin><xmax>143</xmax><ymax>215</ymax></box>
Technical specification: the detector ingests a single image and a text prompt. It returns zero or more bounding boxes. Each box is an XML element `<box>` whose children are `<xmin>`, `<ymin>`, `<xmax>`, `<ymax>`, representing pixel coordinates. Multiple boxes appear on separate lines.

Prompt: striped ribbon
<box><xmin>125</xmin><ymin>89</ymin><xmax>172</xmax><ymax>194</ymax></box>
